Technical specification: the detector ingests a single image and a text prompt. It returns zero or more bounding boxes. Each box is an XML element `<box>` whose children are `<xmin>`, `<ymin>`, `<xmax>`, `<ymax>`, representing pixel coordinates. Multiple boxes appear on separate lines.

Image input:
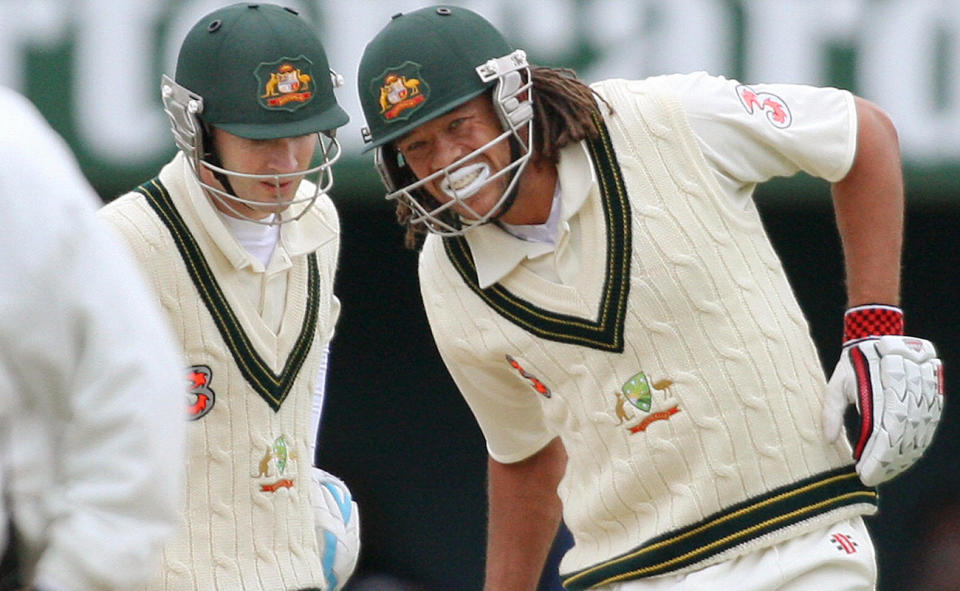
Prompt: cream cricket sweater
<box><xmin>99</xmin><ymin>155</ymin><xmax>339</xmax><ymax>591</ymax></box>
<box><xmin>418</xmin><ymin>77</ymin><xmax>877</xmax><ymax>589</ymax></box>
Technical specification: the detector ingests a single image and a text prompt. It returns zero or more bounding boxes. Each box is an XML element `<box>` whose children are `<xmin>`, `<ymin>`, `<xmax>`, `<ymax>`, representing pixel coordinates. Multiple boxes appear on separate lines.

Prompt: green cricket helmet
<box><xmin>357</xmin><ymin>5</ymin><xmax>534</xmax><ymax>236</ymax></box>
<box><xmin>161</xmin><ymin>3</ymin><xmax>349</xmax><ymax>224</ymax></box>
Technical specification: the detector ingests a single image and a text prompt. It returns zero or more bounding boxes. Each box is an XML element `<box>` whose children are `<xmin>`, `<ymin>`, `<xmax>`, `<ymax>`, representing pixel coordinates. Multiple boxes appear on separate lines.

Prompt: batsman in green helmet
<box><xmin>98</xmin><ymin>4</ymin><xmax>358</xmax><ymax>590</ymax></box>
<box><xmin>356</xmin><ymin>5</ymin><xmax>943</xmax><ymax>591</ymax></box>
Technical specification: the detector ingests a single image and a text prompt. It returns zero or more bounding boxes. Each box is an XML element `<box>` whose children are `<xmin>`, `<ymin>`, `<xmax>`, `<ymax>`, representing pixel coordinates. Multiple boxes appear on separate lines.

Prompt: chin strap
<box><xmin>489</xmin><ymin>135</ymin><xmax>525</xmax><ymax>225</ymax></box>
<box><xmin>200</xmin><ymin>123</ymin><xmax>238</xmax><ymax>198</ymax></box>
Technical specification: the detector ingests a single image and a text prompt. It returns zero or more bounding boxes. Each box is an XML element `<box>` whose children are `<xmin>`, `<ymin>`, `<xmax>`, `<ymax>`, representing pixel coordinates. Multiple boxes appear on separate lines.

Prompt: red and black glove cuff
<box><xmin>842</xmin><ymin>304</ymin><xmax>904</xmax><ymax>345</ymax></box>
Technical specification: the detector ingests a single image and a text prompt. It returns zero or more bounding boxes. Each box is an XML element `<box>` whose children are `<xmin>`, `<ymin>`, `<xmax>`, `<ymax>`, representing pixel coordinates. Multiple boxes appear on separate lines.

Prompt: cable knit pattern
<box><xmin>99</xmin><ymin>158</ymin><xmax>337</xmax><ymax>591</ymax></box>
<box><xmin>418</xmin><ymin>77</ymin><xmax>875</xmax><ymax>584</ymax></box>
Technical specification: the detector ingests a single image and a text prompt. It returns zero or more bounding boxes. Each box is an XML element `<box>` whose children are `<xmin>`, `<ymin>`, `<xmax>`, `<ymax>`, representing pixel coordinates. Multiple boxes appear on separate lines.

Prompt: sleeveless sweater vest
<box><xmin>99</xmin><ymin>161</ymin><xmax>337</xmax><ymax>591</ymax></box>
<box><xmin>419</xmin><ymin>78</ymin><xmax>877</xmax><ymax>588</ymax></box>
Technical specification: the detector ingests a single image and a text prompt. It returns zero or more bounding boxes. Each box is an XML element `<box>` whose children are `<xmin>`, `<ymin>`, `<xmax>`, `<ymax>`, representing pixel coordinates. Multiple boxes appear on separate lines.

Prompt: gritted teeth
<box><xmin>440</xmin><ymin>162</ymin><xmax>490</xmax><ymax>199</ymax></box>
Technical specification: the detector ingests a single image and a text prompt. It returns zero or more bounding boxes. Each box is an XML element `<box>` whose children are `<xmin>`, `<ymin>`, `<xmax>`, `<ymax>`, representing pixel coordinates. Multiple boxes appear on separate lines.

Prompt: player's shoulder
<box><xmin>612</xmin><ymin>72</ymin><xmax>745</xmax><ymax>104</ymax></box>
<box><xmin>589</xmin><ymin>72</ymin><xmax>725</xmax><ymax>120</ymax></box>
<box><xmin>592</xmin><ymin>70</ymin><xmax>717</xmax><ymax>91</ymax></box>
<box><xmin>98</xmin><ymin>184</ymin><xmax>170</xmax><ymax>250</ymax></box>
<box><xmin>417</xmin><ymin>233</ymin><xmax>460</xmax><ymax>285</ymax></box>
<box><xmin>99</xmin><ymin>186</ymin><xmax>151</xmax><ymax>224</ymax></box>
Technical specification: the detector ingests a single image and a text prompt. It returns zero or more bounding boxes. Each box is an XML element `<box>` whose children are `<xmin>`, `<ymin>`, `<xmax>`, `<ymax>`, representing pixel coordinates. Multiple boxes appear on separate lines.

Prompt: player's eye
<box><xmin>402</xmin><ymin>140</ymin><xmax>426</xmax><ymax>154</ymax></box>
<box><xmin>397</xmin><ymin>139</ymin><xmax>428</xmax><ymax>165</ymax></box>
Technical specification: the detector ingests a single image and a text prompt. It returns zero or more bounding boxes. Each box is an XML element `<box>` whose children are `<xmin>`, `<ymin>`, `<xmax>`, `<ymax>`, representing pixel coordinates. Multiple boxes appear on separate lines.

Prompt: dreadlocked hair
<box><xmin>530</xmin><ymin>65</ymin><xmax>612</xmax><ymax>163</ymax></box>
<box><xmin>394</xmin><ymin>65</ymin><xmax>612</xmax><ymax>250</ymax></box>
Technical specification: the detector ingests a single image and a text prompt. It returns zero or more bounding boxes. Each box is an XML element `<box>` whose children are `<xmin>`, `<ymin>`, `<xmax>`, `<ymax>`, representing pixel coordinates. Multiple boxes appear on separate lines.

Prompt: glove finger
<box><xmin>853</xmin><ymin>337</ymin><xmax>944</xmax><ymax>487</ymax></box>
<box><xmin>877</xmin><ymin>335</ymin><xmax>936</xmax><ymax>363</ymax></box>
<box><xmin>878</xmin><ymin>353</ymin><xmax>908</xmax><ymax>447</ymax></box>
<box><xmin>862</xmin><ymin>354</ymin><xmax>934</xmax><ymax>486</ymax></box>
<box><xmin>921</xmin><ymin>358</ymin><xmax>945</xmax><ymax>404</ymax></box>
<box><xmin>917</xmin><ymin>359</ymin><xmax>944</xmax><ymax>450</ymax></box>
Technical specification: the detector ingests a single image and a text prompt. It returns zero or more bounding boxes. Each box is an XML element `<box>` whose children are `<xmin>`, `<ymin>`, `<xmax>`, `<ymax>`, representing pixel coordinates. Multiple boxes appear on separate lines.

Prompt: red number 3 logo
<box><xmin>187</xmin><ymin>365</ymin><xmax>215</xmax><ymax>420</ymax></box>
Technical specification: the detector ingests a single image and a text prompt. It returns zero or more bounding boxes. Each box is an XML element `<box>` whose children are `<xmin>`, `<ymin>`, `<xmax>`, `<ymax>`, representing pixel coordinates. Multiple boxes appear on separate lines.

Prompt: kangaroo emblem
<box><xmin>614</xmin><ymin>372</ymin><xmax>677</xmax><ymax>430</ymax></box>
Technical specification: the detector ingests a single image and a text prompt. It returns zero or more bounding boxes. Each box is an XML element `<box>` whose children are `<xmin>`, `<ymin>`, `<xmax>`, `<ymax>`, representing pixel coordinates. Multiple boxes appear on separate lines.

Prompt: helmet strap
<box><xmin>201</xmin><ymin>123</ymin><xmax>239</xmax><ymax>198</ymax></box>
<box><xmin>489</xmin><ymin>135</ymin><xmax>524</xmax><ymax>224</ymax></box>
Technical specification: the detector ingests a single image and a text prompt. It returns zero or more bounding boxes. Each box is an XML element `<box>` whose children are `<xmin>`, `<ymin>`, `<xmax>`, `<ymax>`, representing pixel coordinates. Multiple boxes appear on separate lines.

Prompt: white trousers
<box><xmin>606</xmin><ymin>518</ymin><xmax>876</xmax><ymax>591</ymax></box>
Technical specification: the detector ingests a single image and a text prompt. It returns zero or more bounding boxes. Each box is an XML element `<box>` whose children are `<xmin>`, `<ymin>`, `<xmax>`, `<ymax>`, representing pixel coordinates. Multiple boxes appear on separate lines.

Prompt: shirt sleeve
<box><xmin>666</xmin><ymin>71</ymin><xmax>858</xmax><ymax>196</ymax></box>
<box><xmin>435</xmin><ymin>344</ymin><xmax>557</xmax><ymax>464</ymax></box>
<box><xmin>419</xmin><ymin>245</ymin><xmax>556</xmax><ymax>464</ymax></box>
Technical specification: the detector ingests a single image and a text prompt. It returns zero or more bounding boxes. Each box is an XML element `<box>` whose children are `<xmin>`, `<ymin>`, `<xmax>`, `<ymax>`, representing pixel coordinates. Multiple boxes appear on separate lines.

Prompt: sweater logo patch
<box><xmin>736</xmin><ymin>84</ymin><xmax>793</xmax><ymax>129</ymax></box>
<box><xmin>187</xmin><ymin>365</ymin><xmax>215</xmax><ymax>420</ymax></box>
<box><xmin>506</xmin><ymin>355</ymin><xmax>551</xmax><ymax>398</ymax></box>
<box><xmin>614</xmin><ymin>371</ymin><xmax>680</xmax><ymax>433</ymax></box>
<box><xmin>256</xmin><ymin>435</ymin><xmax>299</xmax><ymax>493</ymax></box>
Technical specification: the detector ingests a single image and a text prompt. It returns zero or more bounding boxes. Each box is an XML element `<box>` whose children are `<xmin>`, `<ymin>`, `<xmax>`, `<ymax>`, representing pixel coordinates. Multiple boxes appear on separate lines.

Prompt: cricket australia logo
<box><xmin>614</xmin><ymin>371</ymin><xmax>680</xmax><ymax>433</ymax></box>
<box><xmin>372</xmin><ymin>61</ymin><xmax>428</xmax><ymax>122</ymax></box>
<box><xmin>256</xmin><ymin>56</ymin><xmax>314</xmax><ymax>111</ymax></box>
<box><xmin>736</xmin><ymin>84</ymin><xmax>793</xmax><ymax>129</ymax></box>
<box><xmin>255</xmin><ymin>435</ymin><xmax>299</xmax><ymax>493</ymax></box>
<box><xmin>187</xmin><ymin>365</ymin><xmax>215</xmax><ymax>420</ymax></box>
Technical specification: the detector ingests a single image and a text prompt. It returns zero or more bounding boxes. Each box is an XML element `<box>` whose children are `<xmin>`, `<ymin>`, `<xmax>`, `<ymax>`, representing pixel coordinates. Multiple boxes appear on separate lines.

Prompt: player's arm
<box><xmin>484</xmin><ymin>436</ymin><xmax>566</xmax><ymax>591</ymax></box>
<box><xmin>830</xmin><ymin>96</ymin><xmax>903</xmax><ymax>307</ymax></box>
<box><xmin>823</xmin><ymin>96</ymin><xmax>944</xmax><ymax>486</ymax></box>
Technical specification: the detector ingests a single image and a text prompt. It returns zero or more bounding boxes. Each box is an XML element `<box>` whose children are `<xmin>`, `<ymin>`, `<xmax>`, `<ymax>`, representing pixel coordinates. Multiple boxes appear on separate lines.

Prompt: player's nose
<box><xmin>266</xmin><ymin>137</ymin><xmax>302</xmax><ymax>173</ymax></box>
<box><xmin>431</xmin><ymin>133</ymin><xmax>468</xmax><ymax>172</ymax></box>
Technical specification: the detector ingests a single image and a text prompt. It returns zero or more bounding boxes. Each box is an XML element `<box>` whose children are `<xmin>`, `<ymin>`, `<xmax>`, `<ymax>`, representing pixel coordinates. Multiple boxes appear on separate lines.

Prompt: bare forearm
<box><xmin>484</xmin><ymin>437</ymin><xmax>566</xmax><ymax>591</ymax></box>
<box><xmin>831</xmin><ymin>96</ymin><xmax>904</xmax><ymax>307</ymax></box>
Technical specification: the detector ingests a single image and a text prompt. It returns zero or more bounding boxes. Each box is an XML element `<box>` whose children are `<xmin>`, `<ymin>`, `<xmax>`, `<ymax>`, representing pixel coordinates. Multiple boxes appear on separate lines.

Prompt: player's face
<box><xmin>395</xmin><ymin>95</ymin><xmax>515</xmax><ymax>221</ymax></box>
<box><xmin>202</xmin><ymin>127</ymin><xmax>317</xmax><ymax>220</ymax></box>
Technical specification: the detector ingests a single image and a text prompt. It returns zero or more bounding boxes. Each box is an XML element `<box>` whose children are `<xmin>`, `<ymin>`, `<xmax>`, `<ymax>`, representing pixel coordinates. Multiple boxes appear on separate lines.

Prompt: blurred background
<box><xmin>2</xmin><ymin>1</ymin><xmax>957</xmax><ymax>589</ymax></box>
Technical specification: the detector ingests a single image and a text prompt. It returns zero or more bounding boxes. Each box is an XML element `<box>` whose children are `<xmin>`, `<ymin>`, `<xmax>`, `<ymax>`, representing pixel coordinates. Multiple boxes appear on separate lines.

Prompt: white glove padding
<box><xmin>823</xmin><ymin>335</ymin><xmax>944</xmax><ymax>486</ymax></box>
<box><xmin>310</xmin><ymin>467</ymin><xmax>360</xmax><ymax>591</ymax></box>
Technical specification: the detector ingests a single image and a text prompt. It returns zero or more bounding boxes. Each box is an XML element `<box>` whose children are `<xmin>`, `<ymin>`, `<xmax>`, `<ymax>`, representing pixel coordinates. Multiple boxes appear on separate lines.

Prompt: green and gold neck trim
<box><xmin>137</xmin><ymin>178</ymin><xmax>319</xmax><ymax>411</ymax></box>
<box><xmin>442</xmin><ymin>115</ymin><xmax>632</xmax><ymax>353</ymax></box>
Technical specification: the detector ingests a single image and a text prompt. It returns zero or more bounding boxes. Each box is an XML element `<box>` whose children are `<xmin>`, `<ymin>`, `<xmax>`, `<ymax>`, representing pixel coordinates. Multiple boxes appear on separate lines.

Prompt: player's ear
<box><xmin>380</xmin><ymin>144</ymin><xmax>420</xmax><ymax>188</ymax></box>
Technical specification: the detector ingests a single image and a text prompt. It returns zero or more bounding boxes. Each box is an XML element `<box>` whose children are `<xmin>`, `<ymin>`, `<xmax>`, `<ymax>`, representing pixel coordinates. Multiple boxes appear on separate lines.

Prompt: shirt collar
<box><xmin>463</xmin><ymin>141</ymin><xmax>596</xmax><ymax>288</ymax></box>
<box><xmin>499</xmin><ymin>184</ymin><xmax>563</xmax><ymax>244</ymax></box>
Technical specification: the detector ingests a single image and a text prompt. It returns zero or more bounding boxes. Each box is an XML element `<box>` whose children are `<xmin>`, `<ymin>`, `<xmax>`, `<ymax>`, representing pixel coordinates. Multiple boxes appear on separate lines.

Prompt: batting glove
<box><xmin>823</xmin><ymin>305</ymin><xmax>944</xmax><ymax>487</ymax></box>
<box><xmin>310</xmin><ymin>467</ymin><xmax>360</xmax><ymax>591</ymax></box>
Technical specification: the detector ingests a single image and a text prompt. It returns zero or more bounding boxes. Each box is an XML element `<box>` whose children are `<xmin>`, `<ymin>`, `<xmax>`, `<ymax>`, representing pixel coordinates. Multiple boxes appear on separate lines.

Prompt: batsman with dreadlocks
<box><xmin>357</xmin><ymin>6</ymin><xmax>944</xmax><ymax>591</ymax></box>
<box><xmin>99</xmin><ymin>4</ymin><xmax>358</xmax><ymax>590</ymax></box>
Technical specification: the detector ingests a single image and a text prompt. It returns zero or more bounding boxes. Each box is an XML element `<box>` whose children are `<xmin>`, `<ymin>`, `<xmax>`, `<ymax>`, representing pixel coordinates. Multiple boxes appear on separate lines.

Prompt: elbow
<box><xmin>856</xmin><ymin>96</ymin><xmax>900</xmax><ymax>154</ymax></box>
<box><xmin>864</xmin><ymin>97</ymin><xmax>899</xmax><ymax>146</ymax></box>
<box><xmin>841</xmin><ymin>97</ymin><xmax>902</xmax><ymax>185</ymax></box>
